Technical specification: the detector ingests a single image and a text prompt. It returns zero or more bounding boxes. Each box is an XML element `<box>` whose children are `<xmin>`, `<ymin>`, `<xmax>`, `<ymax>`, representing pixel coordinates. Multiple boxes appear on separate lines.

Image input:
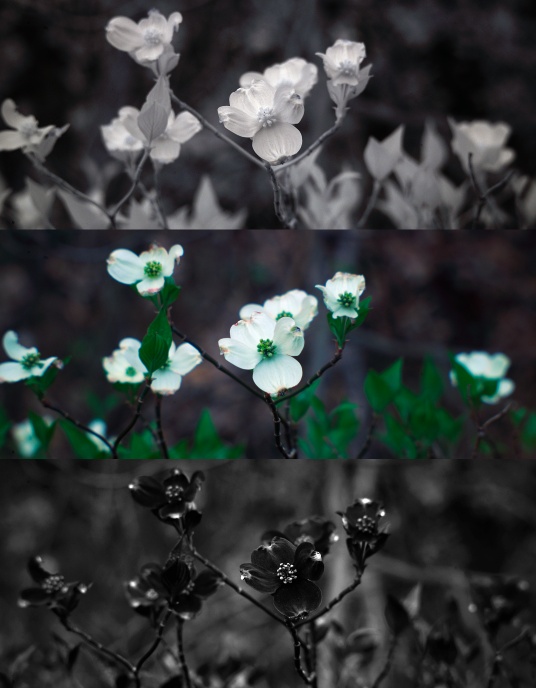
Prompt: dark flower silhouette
<box><xmin>262</xmin><ymin>516</ymin><xmax>338</xmax><ymax>556</ymax></box>
<box><xmin>129</xmin><ymin>469</ymin><xmax>204</xmax><ymax>527</ymax></box>
<box><xmin>337</xmin><ymin>499</ymin><xmax>389</xmax><ymax>570</ymax></box>
<box><xmin>240</xmin><ymin>537</ymin><xmax>324</xmax><ymax>621</ymax></box>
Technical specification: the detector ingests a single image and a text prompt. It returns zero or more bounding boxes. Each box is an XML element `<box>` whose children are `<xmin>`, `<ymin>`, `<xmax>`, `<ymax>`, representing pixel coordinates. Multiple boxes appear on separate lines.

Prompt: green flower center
<box><xmin>21</xmin><ymin>352</ymin><xmax>42</xmax><ymax>370</ymax></box>
<box><xmin>125</xmin><ymin>366</ymin><xmax>138</xmax><ymax>378</ymax></box>
<box><xmin>144</xmin><ymin>260</ymin><xmax>163</xmax><ymax>278</ymax></box>
<box><xmin>277</xmin><ymin>563</ymin><xmax>298</xmax><ymax>584</ymax></box>
<box><xmin>337</xmin><ymin>291</ymin><xmax>356</xmax><ymax>308</ymax></box>
<box><xmin>276</xmin><ymin>311</ymin><xmax>293</xmax><ymax>321</ymax></box>
<box><xmin>257</xmin><ymin>339</ymin><xmax>277</xmax><ymax>358</ymax></box>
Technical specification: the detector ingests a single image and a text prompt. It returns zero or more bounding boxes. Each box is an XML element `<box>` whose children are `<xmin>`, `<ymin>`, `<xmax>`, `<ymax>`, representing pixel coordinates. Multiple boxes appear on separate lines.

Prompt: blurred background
<box><xmin>0</xmin><ymin>0</ymin><xmax>535</xmax><ymax>227</ymax></box>
<box><xmin>0</xmin><ymin>230</ymin><xmax>534</xmax><ymax>458</ymax></box>
<box><xmin>2</xmin><ymin>459</ymin><xmax>536</xmax><ymax>687</ymax></box>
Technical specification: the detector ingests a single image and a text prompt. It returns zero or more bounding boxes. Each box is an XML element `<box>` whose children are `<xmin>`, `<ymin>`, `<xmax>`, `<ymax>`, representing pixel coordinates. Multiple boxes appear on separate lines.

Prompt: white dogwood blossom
<box><xmin>450</xmin><ymin>352</ymin><xmax>515</xmax><ymax>404</ymax></box>
<box><xmin>0</xmin><ymin>100</ymin><xmax>68</xmax><ymax>160</ymax></box>
<box><xmin>106</xmin><ymin>10</ymin><xmax>182</xmax><ymax>63</ymax></box>
<box><xmin>218</xmin><ymin>312</ymin><xmax>304</xmax><ymax>395</ymax></box>
<box><xmin>0</xmin><ymin>331</ymin><xmax>58</xmax><ymax>383</ymax></box>
<box><xmin>107</xmin><ymin>244</ymin><xmax>183</xmax><ymax>296</ymax></box>
<box><xmin>316</xmin><ymin>40</ymin><xmax>372</xmax><ymax>117</ymax></box>
<box><xmin>239</xmin><ymin>290</ymin><xmax>318</xmax><ymax>331</ymax></box>
<box><xmin>449</xmin><ymin>120</ymin><xmax>515</xmax><ymax>174</ymax></box>
<box><xmin>218</xmin><ymin>80</ymin><xmax>304</xmax><ymax>163</ymax></box>
<box><xmin>316</xmin><ymin>272</ymin><xmax>366</xmax><ymax>319</ymax></box>
<box><xmin>103</xmin><ymin>338</ymin><xmax>147</xmax><ymax>384</ymax></box>
<box><xmin>240</xmin><ymin>58</ymin><xmax>318</xmax><ymax>98</ymax></box>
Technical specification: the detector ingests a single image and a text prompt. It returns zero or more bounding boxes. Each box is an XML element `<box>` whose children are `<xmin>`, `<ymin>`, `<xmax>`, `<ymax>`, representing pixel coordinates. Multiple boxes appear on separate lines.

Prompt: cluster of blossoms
<box><xmin>450</xmin><ymin>352</ymin><xmax>514</xmax><ymax>405</ymax></box>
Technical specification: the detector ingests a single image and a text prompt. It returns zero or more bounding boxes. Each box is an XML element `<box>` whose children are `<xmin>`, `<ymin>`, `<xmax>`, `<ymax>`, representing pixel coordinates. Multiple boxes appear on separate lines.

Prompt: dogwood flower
<box><xmin>449</xmin><ymin>120</ymin><xmax>515</xmax><ymax>174</ymax></box>
<box><xmin>218</xmin><ymin>80</ymin><xmax>304</xmax><ymax>164</ymax></box>
<box><xmin>101</xmin><ymin>107</ymin><xmax>144</xmax><ymax>162</ymax></box>
<box><xmin>107</xmin><ymin>244</ymin><xmax>183</xmax><ymax>295</ymax></box>
<box><xmin>0</xmin><ymin>331</ymin><xmax>57</xmax><ymax>383</ymax></box>
<box><xmin>12</xmin><ymin>417</ymin><xmax>53</xmax><ymax>458</ymax></box>
<box><xmin>106</xmin><ymin>10</ymin><xmax>182</xmax><ymax>63</ymax></box>
<box><xmin>0</xmin><ymin>100</ymin><xmax>68</xmax><ymax>160</ymax></box>
<box><xmin>103</xmin><ymin>338</ymin><xmax>147</xmax><ymax>384</ymax></box>
<box><xmin>218</xmin><ymin>312</ymin><xmax>304</xmax><ymax>395</ymax></box>
<box><xmin>316</xmin><ymin>273</ymin><xmax>366</xmax><ymax>319</ymax></box>
<box><xmin>316</xmin><ymin>40</ymin><xmax>372</xmax><ymax>117</ymax></box>
<box><xmin>239</xmin><ymin>290</ymin><xmax>318</xmax><ymax>330</ymax></box>
<box><xmin>450</xmin><ymin>352</ymin><xmax>515</xmax><ymax>404</ymax></box>
<box><xmin>240</xmin><ymin>58</ymin><xmax>318</xmax><ymax>98</ymax></box>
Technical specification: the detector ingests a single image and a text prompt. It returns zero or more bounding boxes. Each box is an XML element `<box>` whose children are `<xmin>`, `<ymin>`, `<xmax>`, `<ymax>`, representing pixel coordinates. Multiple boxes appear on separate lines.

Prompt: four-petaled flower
<box><xmin>450</xmin><ymin>352</ymin><xmax>515</xmax><ymax>404</ymax></box>
<box><xmin>239</xmin><ymin>289</ymin><xmax>318</xmax><ymax>331</ymax></box>
<box><xmin>316</xmin><ymin>40</ymin><xmax>372</xmax><ymax>116</ymax></box>
<box><xmin>315</xmin><ymin>272</ymin><xmax>366</xmax><ymax>319</ymax></box>
<box><xmin>107</xmin><ymin>243</ymin><xmax>183</xmax><ymax>296</ymax></box>
<box><xmin>337</xmin><ymin>499</ymin><xmax>388</xmax><ymax>570</ymax></box>
<box><xmin>103</xmin><ymin>338</ymin><xmax>147</xmax><ymax>384</ymax></box>
<box><xmin>0</xmin><ymin>331</ymin><xmax>58</xmax><ymax>383</ymax></box>
<box><xmin>240</xmin><ymin>537</ymin><xmax>324</xmax><ymax>620</ymax></box>
<box><xmin>19</xmin><ymin>556</ymin><xmax>90</xmax><ymax>616</ymax></box>
<box><xmin>262</xmin><ymin>516</ymin><xmax>338</xmax><ymax>557</ymax></box>
<box><xmin>218</xmin><ymin>311</ymin><xmax>304</xmax><ymax>395</ymax></box>
<box><xmin>106</xmin><ymin>10</ymin><xmax>182</xmax><ymax>63</ymax></box>
<box><xmin>240</xmin><ymin>58</ymin><xmax>318</xmax><ymax>99</ymax></box>
<box><xmin>218</xmin><ymin>80</ymin><xmax>304</xmax><ymax>164</ymax></box>
<box><xmin>129</xmin><ymin>469</ymin><xmax>205</xmax><ymax>525</ymax></box>
<box><xmin>0</xmin><ymin>100</ymin><xmax>68</xmax><ymax>161</ymax></box>
<box><xmin>449</xmin><ymin>120</ymin><xmax>515</xmax><ymax>175</ymax></box>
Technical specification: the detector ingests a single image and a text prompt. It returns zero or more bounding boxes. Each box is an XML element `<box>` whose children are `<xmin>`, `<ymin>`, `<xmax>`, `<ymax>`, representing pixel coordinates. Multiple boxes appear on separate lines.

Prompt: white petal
<box><xmin>107</xmin><ymin>249</ymin><xmax>144</xmax><ymax>284</ymax></box>
<box><xmin>0</xmin><ymin>131</ymin><xmax>27</xmax><ymax>151</ymax></box>
<box><xmin>3</xmin><ymin>331</ymin><xmax>31</xmax><ymax>361</ymax></box>
<box><xmin>230</xmin><ymin>312</ymin><xmax>275</xmax><ymax>347</ymax></box>
<box><xmin>239</xmin><ymin>304</ymin><xmax>264</xmax><ymax>320</ymax></box>
<box><xmin>218</xmin><ymin>106</ymin><xmax>259</xmax><ymax>138</ymax></box>
<box><xmin>218</xmin><ymin>338</ymin><xmax>261</xmax><ymax>370</ymax></box>
<box><xmin>239</xmin><ymin>71</ymin><xmax>264</xmax><ymax>88</ymax></box>
<box><xmin>166</xmin><ymin>112</ymin><xmax>202</xmax><ymax>144</ymax></box>
<box><xmin>2</xmin><ymin>99</ymin><xmax>34</xmax><ymax>130</ymax></box>
<box><xmin>486</xmin><ymin>353</ymin><xmax>511</xmax><ymax>378</ymax></box>
<box><xmin>273</xmin><ymin>86</ymin><xmax>304</xmax><ymax>124</ymax></box>
<box><xmin>252</xmin><ymin>123</ymin><xmax>302</xmax><ymax>163</ymax></box>
<box><xmin>150</xmin><ymin>138</ymin><xmax>181</xmax><ymax>164</ymax></box>
<box><xmin>0</xmin><ymin>361</ymin><xmax>31</xmax><ymax>383</ymax></box>
<box><xmin>273</xmin><ymin>317</ymin><xmax>304</xmax><ymax>357</ymax></box>
<box><xmin>106</xmin><ymin>17</ymin><xmax>143</xmax><ymax>52</ymax></box>
<box><xmin>331</xmin><ymin>304</ymin><xmax>359</xmax><ymax>319</ymax></box>
<box><xmin>33</xmin><ymin>357</ymin><xmax>58</xmax><ymax>377</ymax></box>
<box><xmin>253</xmin><ymin>355</ymin><xmax>302</xmax><ymax>394</ymax></box>
<box><xmin>230</xmin><ymin>81</ymin><xmax>275</xmax><ymax>114</ymax></box>
<box><xmin>294</xmin><ymin>295</ymin><xmax>318</xmax><ymax>330</ymax></box>
<box><xmin>169</xmin><ymin>343</ymin><xmax>202</xmax><ymax>376</ymax></box>
<box><xmin>136</xmin><ymin>275</ymin><xmax>165</xmax><ymax>295</ymax></box>
<box><xmin>151</xmin><ymin>369</ymin><xmax>182</xmax><ymax>395</ymax></box>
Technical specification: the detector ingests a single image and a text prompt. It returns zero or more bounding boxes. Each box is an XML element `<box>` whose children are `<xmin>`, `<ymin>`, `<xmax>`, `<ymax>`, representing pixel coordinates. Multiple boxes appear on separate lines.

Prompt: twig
<box><xmin>274</xmin><ymin>121</ymin><xmax>342</xmax><ymax>172</ymax></box>
<box><xmin>265</xmin><ymin>163</ymin><xmax>297</xmax><ymax>229</ymax></box>
<box><xmin>295</xmin><ymin>574</ymin><xmax>362</xmax><ymax>628</ymax></box>
<box><xmin>277</xmin><ymin>346</ymin><xmax>344</xmax><ymax>403</ymax></box>
<box><xmin>135</xmin><ymin>608</ymin><xmax>173</xmax><ymax>676</ymax></box>
<box><xmin>41</xmin><ymin>398</ymin><xmax>116</xmax><ymax>458</ymax></box>
<box><xmin>356</xmin><ymin>179</ymin><xmax>381</xmax><ymax>228</ymax></box>
<box><xmin>356</xmin><ymin>415</ymin><xmax>377</xmax><ymax>459</ymax></box>
<box><xmin>286</xmin><ymin>621</ymin><xmax>316</xmax><ymax>685</ymax></box>
<box><xmin>110</xmin><ymin>148</ymin><xmax>150</xmax><ymax>221</ymax></box>
<box><xmin>471</xmin><ymin>402</ymin><xmax>512</xmax><ymax>459</ymax></box>
<box><xmin>191</xmin><ymin>548</ymin><xmax>284</xmax><ymax>625</ymax></box>
<box><xmin>112</xmin><ymin>383</ymin><xmax>151</xmax><ymax>454</ymax></box>
<box><xmin>176</xmin><ymin>618</ymin><xmax>192</xmax><ymax>688</ymax></box>
<box><xmin>155</xmin><ymin>395</ymin><xmax>170</xmax><ymax>459</ymax></box>
<box><xmin>371</xmin><ymin>633</ymin><xmax>397</xmax><ymax>688</ymax></box>
<box><xmin>487</xmin><ymin>628</ymin><xmax>531</xmax><ymax>688</ymax></box>
<box><xmin>264</xmin><ymin>393</ymin><xmax>297</xmax><ymax>459</ymax></box>
<box><xmin>468</xmin><ymin>153</ymin><xmax>514</xmax><ymax>229</ymax></box>
<box><xmin>152</xmin><ymin>164</ymin><xmax>169</xmax><ymax>229</ymax></box>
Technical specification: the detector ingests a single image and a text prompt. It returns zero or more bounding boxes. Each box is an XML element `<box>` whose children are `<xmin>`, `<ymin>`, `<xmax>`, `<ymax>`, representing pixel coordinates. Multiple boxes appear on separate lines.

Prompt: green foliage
<box><xmin>160</xmin><ymin>279</ymin><xmax>181</xmax><ymax>308</ymax></box>
<box><xmin>117</xmin><ymin>429</ymin><xmax>160</xmax><ymax>459</ymax></box>
<box><xmin>449</xmin><ymin>356</ymin><xmax>499</xmax><ymax>408</ymax></box>
<box><xmin>25</xmin><ymin>356</ymin><xmax>70</xmax><ymax>400</ymax></box>
<box><xmin>511</xmin><ymin>407</ymin><xmax>536</xmax><ymax>453</ymax></box>
<box><xmin>364</xmin><ymin>359</ymin><xmax>403</xmax><ymax>412</ymax></box>
<box><xmin>0</xmin><ymin>407</ymin><xmax>10</xmax><ymax>450</ymax></box>
<box><xmin>286</xmin><ymin>380</ymin><xmax>321</xmax><ymax>422</ymax></box>
<box><xmin>28</xmin><ymin>411</ymin><xmax>56</xmax><ymax>451</ymax></box>
<box><xmin>59</xmin><ymin>420</ymin><xmax>110</xmax><ymax>459</ymax></box>
<box><xmin>327</xmin><ymin>296</ymin><xmax>372</xmax><ymax>348</ymax></box>
<box><xmin>299</xmin><ymin>396</ymin><xmax>360</xmax><ymax>458</ymax></box>
<box><xmin>169</xmin><ymin>409</ymin><xmax>244</xmax><ymax>459</ymax></box>
<box><xmin>139</xmin><ymin>308</ymin><xmax>172</xmax><ymax>375</ymax></box>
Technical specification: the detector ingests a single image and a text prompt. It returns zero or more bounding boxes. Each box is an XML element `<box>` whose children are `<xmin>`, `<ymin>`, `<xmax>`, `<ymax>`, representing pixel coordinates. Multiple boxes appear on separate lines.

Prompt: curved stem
<box><xmin>176</xmin><ymin>618</ymin><xmax>192</xmax><ymax>688</ymax></box>
<box><xmin>135</xmin><ymin>608</ymin><xmax>173</xmax><ymax>675</ymax></box>
<box><xmin>286</xmin><ymin>621</ymin><xmax>315</xmax><ymax>685</ymax></box>
<box><xmin>60</xmin><ymin>617</ymin><xmax>135</xmax><ymax>675</ymax></box>
<box><xmin>471</xmin><ymin>402</ymin><xmax>512</xmax><ymax>459</ymax></box>
<box><xmin>112</xmin><ymin>383</ymin><xmax>151</xmax><ymax>454</ymax></box>
<box><xmin>273</xmin><ymin>121</ymin><xmax>342</xmax><ymax>172</ymax></box>
<box><xmin>110</xmin><ymin>149</ymin><xmax>150</xmax><ymax>221</ymax></box>
<box><xmin>264</xmin><ymin>393</ymin><xmax>297</xmax><ymax>458</ymax></box>
<box><xmin>155</xmin><ymin>395</ymin><xmax>169</xmax><ymax>459</ymax></box>
<box><xmin>371</xmin><ymin>633</ymin><xmax>398</xmax><ymax>688</ymax></box>
<box><xmin>276</xmin><ymin>346</ymin><xmax>343</xmax><ymax>404</ymax></box>
<box><xmin>295</xmin><ymin>574</ymin><xmax>362</xmax><ymax>628</ymax></box>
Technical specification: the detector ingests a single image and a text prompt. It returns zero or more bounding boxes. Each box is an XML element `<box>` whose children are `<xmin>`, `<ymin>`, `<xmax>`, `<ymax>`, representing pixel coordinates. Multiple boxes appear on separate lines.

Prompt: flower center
<box><xmin>354</xmin><ymin>515</ymin><xmax>377</xmax><ymax>537</ymax></box>
<box><xmin>125</xmin><ymin>366</ymin><xmax>138</xmax><ymax>378</ymax></box>
<box><xmin>42</xmin><ymin>574</ymin><xmax>66</xmax><ymax>594</ymax></box>
<box><xmin>339</xmin><ymin>60</ymin><xmax>357</xmax><ymax>77</ymax></box>
<box><xmin>19</xmin><ymin>120</ymin><xmax>39</xmax><ymax>140</ymax></box>
<box><xmin>257</xmin><ymin>107</ymin><xmax>276</xmax><ymax>128</ymax></box>
<box><xmin>143</xmin><ymin>28</ymin><xmax>163</xmax><ymax>46</ymax></box>
<box><xmin>165</xmin><ymin>484</ymin><xmax>183</xmax><ymax>501</ymax></box>
<box><xmin>146</xmin><ymin>588</ymin><xmax>159</xmax><ymax>600</ymax></box>
<box><xmin>337</xmin><ymin>291</ymin><xmax>356</xmax><ymax>308</ymax></box>
<box><xmin>21</xmin><ymin>352</ymin><xmax>42</xmax><ymax>371</ymax></box>
<box><xmin>144</xmin><ymin>260</ymin><xmax>163</xmax><ymax>278</ymax></box>
<box><xmin>276</xmin><ymin>311</ymin><xmax>293</xmax><ymax>320</ymax></box>
<box><xmin>183</xmin><ymin>580</ymin><xmax>196</xmax><ymax>594</ymax></box>
<box><xmin>257</xmin><ymin>339</ymin><xmax>277</xmax><ymax>358</ymax></box>
<box><xmin>276</xmin><ymin>563</ymin><xmax>298</xmax><ymax>584</ymax></box>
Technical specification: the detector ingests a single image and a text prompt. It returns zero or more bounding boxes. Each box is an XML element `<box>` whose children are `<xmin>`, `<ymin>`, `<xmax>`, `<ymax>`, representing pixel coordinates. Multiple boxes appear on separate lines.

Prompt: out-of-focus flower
<box><xmin>449</xmin><ymin>120</ymin><xmax>515</xmax><ymax>174</ymax></box>
<box><xmin>315</xmin><ymin>273</ymin><xmax>366</xmax><ymax>319</ymax></box>
<box><xmin>218</xmin><ymin>311</ymin><xmax>304</xmax><ymax>395</ymax></box>
<box><xmin>129</xmin><ymin>469</ymin><xmax>205</xmax><ymax>525</ymax></box>
<box><xmin>103</xmin><ymin>338</ymin><xmax>147</xmax><ymax>384</ymax></box>
<box><xmin>240</xmin><ymin>537</ymin><xmax>324</xmax><ymax>620</ymax></box>
<box><xmin>12</xmin><ymin>416</ymin><xmax>54</xmax><ymax>458</ymax></box>
<box><xmin>469</xmin><ymin>574</ymin><xmax>530</xmax><ymax>636</ymax></box>
<box><xmin>450</xmin><ymin>352</ymin><xmax>514</xmax><ymax>404</ymax></box>
<box><xmin>262</xmin><ymin>516</ymin><xmax>338</xmax><ymax>557</ymax></box>
<box><xmin>364</xmin><ymin>126</ymin><xmax>404</xmax><ymax>182</ymax></box>
<box><xmin>0</xmin><ymin>331</ymin><xmax>58</xmax><ymax>384</ymax></box>
<box><xmin>299</xmin><ymin>166</ymin><xmax>362</xmax><ymax>229</ymax></box>
<box><xmin>218</xmin><ymin>80</ymin><xmax>304</xmax><ymax>164</ymax></box>
<box><xmin>239</xmin><ymin>290</ymin><xmax>318</xmax><ymax>331</ymax></box>
<box><xmin>0</xmin><ymin>100</ymin><xmax>54</xmax><ymax>154</ymax></box>
<box><xmin>106</xmin><ymin>10</ymin><xmax>182</xmax><ymax>63</ymax></box>
<box><xmin>107</xmin><ymin>243</ymin><xmax>183</xmax><ymax>295</ymax></box>
<box><xmin>167</xmin><ymin>176</ymin><xmax>246</xmax><ymax>230</ymax></box>
<box><xmin>101</xmin><ymin>107</ymin><xmax>145</xmax><ymax>163</ymax></box>
<box><xmin>240</xmin><ymin>58</ymin><xmax>318</xmax><ymax>98</ymax></box>
<box><xmin>19</xmin><ymin>556</ymin><xmax>90</xmax><ymax>616</ymax></box>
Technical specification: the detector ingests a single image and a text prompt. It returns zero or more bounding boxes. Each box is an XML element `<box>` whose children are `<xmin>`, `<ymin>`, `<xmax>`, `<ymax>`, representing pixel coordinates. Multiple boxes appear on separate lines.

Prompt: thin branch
<box><xmin>264</xmin><ymin>393</ymin><xmax>297</xmax><ymax>459</ymax></box>
<box><xmin>276</xmin><ymin>346</ymin><xmax>344</xmax><ymax>404</ymax></box>
<box><xmin>110</xmin><ymin>148</ymin><xmax>150</xmax><ymax>221</ymax></box>
<box><xmin>356</xmin><ymin>179</ymin><xmax>381</xmax><ymax>228</ymax></box>
<box><xmin>135</xmin><ymin>608</ymin><xmax>173</xmax><ymax>675</ymax></box>
<box><xmin>112</xmin><ymin>382</ymin><xmax>151</xmax><ymax>454</ymax></box>
<box><xmin>171</xmin><ymin>94</ymin><xmax>265</xmax><ymax>170</ymax></box>
<box><xmin>191</xmin><ymin>548</ymin><xmax>285</xmax><ymax>625</ymax></box>
<box><xmin>152</xmin><ymin>164</ymin><xmax>169</xmax><ymax>229</ymax></box>
<box><xmin>274</xmin><ymin>121</ymin><xmax>342</xmax><ymax>172</ymax></box>
<box><xmin>286</xmin><ymin>621</ymin><xmax>316</xmax><ymax>685</ymax></box>
<box><xmin>468</xmin><ymin>153</ymin><xmax>514</xmax><ymax>229</ymax></box>
<box><xmin>487</xmin><ymin>628</ymin><xmax>531</xmax><ymax>688</ymax></box>
<box><xmin>471</xmin><ymin>401</ymin><xmax>512</xmax><ymax>459</ymax></box>
<box><xmin>155</xmin><ymin>394</ymin><xmax>170</xmax><ymax>459</ymax></box>
<box><xmin>176</xmin><ymin>618</ymin><xmax>192</xmax><ymax>688</ymax></box>
<box><xmin>295</xmin><ymin>574</ymin><xmax>362</xmax><ymax>628</ymax></box>
<box><xmin>371</xmin><ymin>634</ymin><xmax>398</xmax><ymax>688</ymax></box>
<box><xmin>356</xmin><ymin>414</ymin><xmax>377</xmax><ymax>459</ymax></box>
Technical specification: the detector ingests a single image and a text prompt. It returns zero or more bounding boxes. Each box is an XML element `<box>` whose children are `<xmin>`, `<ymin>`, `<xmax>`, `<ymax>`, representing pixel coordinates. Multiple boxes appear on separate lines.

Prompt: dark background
<box><xmin>1</xmin><ymin>460</ymin><xmax>536</xmax><ymax>687</ymax></box>
<box><xmin>0</xmin><ymin>0</ymin><xmax>535</xmax><ymax>227</ymax></box>
<box><xmin>0</xmin><ymin>230</ymin><xmax>535</xmax><ymax>458</ymax></box>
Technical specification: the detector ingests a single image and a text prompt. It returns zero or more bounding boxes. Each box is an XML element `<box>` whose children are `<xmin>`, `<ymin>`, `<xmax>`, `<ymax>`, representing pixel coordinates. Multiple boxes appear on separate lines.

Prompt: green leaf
<box><xmin>287</xmin><ymin>380</ymin><xmax>321</xmax><ymax>422</ymax></box>
<box><xmin>118</xmin><ymin>429</ymin><xmax>159</xmax><ymax>459</ymax></box>
<box><xmin>139</xmin><ymin>308</ymin><xmax>172</xmax><ymax>375</ymax></box>
<box><xmin>160</xmin><ymin>279</ymin><xmax>181</xmax><ymax>308</ymax></box>
<box><xmin>520</xmin><ymin>411</ymin><xmax>536</xmax><ymax>451</ymax></box>
<box><xmin>420</xmin><ymin>357</ymin><xmax>444</xmax><ymax>402</ymax></box>
<box><xmin>380</xmin><ymin>358</ymin><xmax>403</xmax><ymax>394</ymax></box>
<box><xmin>327</xmin><ymin>313</ymin><xmax>351</xmax><ymax>348</ymax></box>
<box><xmin>59</xmin><ymin>420</ymin><xmax>103</xmax><ymax>459</ymax></box>
<box><xmin>382</xmin><ymin>413</ymin><xmax>418</xmax><ymax>458</ymax></box>
<box><xmin>25</xmin><ymin>357</ymin><xmax>68</xmax><ymax>400</ymax></box>
<box><xmin>346</xmin><ymin>296</ymin><xmax>372</xmax><ymax>332</ymax></box>
<box><xmin>28</xmin><ymin>411</ymin><xmax>56</xmax><ymax>449</ymax></box>
<box><xmin>327</xmin><ymin>400</ymin><xmax>359</xmax><ymax>458</ymax></box>
<box><xmin>364</xmin><ymin>370</ymin><xmax>394</xmax><ymax>412</ymax></box>
<box><xmin>169</xmin><ymin>410</ymin><xmax>244</xmax><ymax>459</ymax></box>
<box><xmin>393</xmin><ymin>386</ymin><xmax>418</xmax><ymax>424</ymax></box>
